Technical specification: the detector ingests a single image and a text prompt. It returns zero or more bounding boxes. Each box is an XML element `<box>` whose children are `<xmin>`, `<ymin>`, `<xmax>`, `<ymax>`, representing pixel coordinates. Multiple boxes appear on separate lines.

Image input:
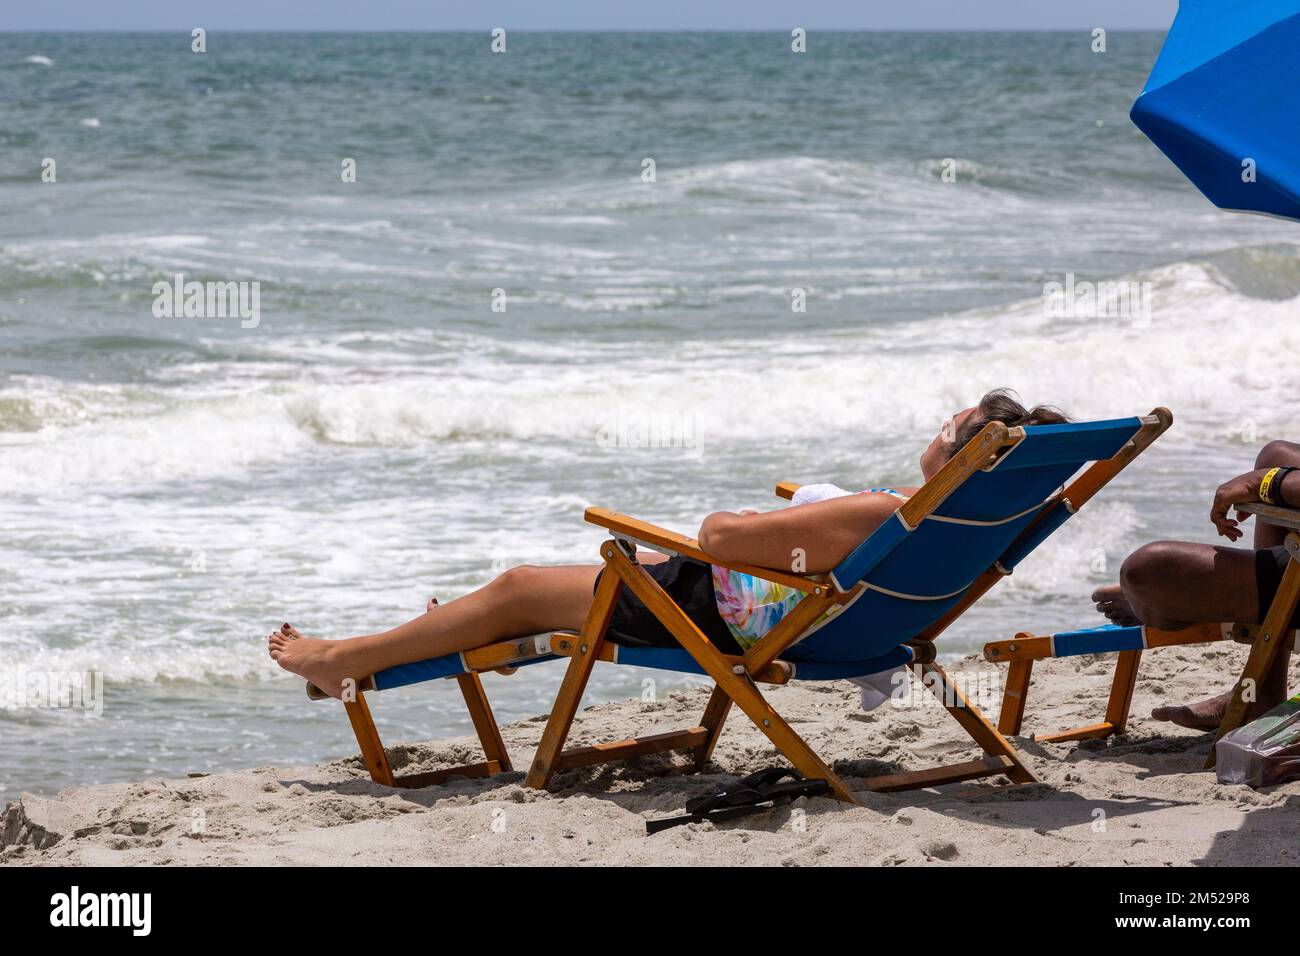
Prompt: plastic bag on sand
<box><xmin>1216</xmin><ymin>693</ymin><xmax>1300</xmax><ymax>788</ymax></box>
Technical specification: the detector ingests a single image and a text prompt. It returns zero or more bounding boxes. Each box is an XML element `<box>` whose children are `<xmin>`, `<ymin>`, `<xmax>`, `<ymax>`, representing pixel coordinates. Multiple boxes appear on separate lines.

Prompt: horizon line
<box><xmin>0</xmin><ymin>27</ymin><xmax>1170</xmax><ymax>34</ymax></box>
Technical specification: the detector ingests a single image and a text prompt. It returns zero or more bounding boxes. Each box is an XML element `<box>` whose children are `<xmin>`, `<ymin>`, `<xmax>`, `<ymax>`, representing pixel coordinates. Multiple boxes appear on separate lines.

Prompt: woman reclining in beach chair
<box><xmin>268</xmin><ymin>390</ymin><xmax>1068</xmax><ymax>702</ymax></box>
<box><xmin>269</xmin><ymin>389</ymin><xmax>1170</xmax><ymax>800</ymax></box>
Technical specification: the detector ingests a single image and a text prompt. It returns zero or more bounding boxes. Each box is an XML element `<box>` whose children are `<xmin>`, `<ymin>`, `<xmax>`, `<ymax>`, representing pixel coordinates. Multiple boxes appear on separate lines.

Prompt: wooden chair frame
<box><xmin>988</xmin><ymin>622</ymin><xmax>1252</xmax><ymax>743</ymax></box>
<box><xmin>340</xmin><ymin>672</ymin><xmax>512</xmax><ymax>788</ymax></box>
<box><xmin>984</xmin><ymin>503</ymin><xmax>1300</xmax><ymax>767</ymax></box>
<box><xmin>315</xmin><ymin>629</ymin><xmax>799</xmax><ymax>788</ymax></box>
<box><xmin>320</xmin><ymin>627</ymin><xmax>588</xmax><ymax>787</ymax></box>
<box><xmin>522</xmin><ymin>408</ymin><xmax>1172</xmax><ymax>802</ymax></box>
<box><xmin>1209</xmin><ymin>514</ymin><xmax>1300</xmax><ymax>766</ymax></box>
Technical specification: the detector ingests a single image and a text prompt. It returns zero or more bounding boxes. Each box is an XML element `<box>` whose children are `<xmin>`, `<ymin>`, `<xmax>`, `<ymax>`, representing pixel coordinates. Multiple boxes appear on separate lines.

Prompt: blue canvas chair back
<box><xmin>783</xmin><ymin>417</ymin><xmax>1145</xmax><ymax>663</ymax></box>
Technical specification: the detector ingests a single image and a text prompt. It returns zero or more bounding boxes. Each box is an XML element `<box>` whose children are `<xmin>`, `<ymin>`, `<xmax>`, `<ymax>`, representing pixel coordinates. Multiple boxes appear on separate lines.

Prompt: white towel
<box><xmin>790</xmin><ymin>482</ymin><xmax>854</xmax><ymax>506</ymax></box>
<box><xmin>849</xmin><ymin>668</ymin><xmax>909</xmax><ymax>711</ymax></box>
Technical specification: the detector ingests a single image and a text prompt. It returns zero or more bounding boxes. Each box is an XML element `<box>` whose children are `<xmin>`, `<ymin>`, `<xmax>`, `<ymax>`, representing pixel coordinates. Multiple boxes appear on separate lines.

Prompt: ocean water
<box><xmin>2</xmin><ymin>32</ymin><xmax>1299</xmax><ymax>802</ymax></box>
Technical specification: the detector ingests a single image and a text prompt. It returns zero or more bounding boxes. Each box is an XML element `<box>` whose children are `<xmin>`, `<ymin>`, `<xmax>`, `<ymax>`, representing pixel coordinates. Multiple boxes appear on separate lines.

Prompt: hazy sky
<box><xmin>2</xmin><ymin>1</ymin><xmax>1180</xmax><ymax>32</ymax></box>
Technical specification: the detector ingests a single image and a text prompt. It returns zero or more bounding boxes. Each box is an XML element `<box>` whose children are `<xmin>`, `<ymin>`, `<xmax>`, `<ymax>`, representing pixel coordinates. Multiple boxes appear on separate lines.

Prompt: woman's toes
<box><xmin>283</xmin><ymin>623</ymin><xmax>304</xmax><ymax>640</ymax></box>
<box><xmin>426</xmin><ymin>596</ymin><xmax>439</xmax><ymax>613</ymax></box>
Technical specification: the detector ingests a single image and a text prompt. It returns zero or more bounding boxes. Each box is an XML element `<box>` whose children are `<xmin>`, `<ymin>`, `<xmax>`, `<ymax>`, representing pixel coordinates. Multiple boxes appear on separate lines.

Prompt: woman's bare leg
<box><xmin>268</xmin><ymin>553</ymin><xmax>668</xmax><ymax>698</ymax></box>
<box><xmin>269</xmin><ymin>564</ymin><xmax>601</xmax><ymax>697</ymax></box>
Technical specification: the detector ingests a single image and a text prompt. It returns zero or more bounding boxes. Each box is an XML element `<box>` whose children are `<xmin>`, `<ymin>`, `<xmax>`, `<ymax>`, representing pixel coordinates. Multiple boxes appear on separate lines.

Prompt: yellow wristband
<box><xmin>1260</xmin><ymin>467</ymin><xmax>1282</xmax><ymax>505</ymax></box>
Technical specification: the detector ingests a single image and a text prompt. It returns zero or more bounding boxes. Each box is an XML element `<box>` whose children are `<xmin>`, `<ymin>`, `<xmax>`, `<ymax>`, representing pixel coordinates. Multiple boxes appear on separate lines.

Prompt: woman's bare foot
<box><xmin>1092</xmin><ymin>583</ymin><xmax>1142</xmax><ymax>627</ymax></box>
<box><xmin>268</xmin><ymin>623</ymin><xmax>358</xmax><ymax>699</ymax></box>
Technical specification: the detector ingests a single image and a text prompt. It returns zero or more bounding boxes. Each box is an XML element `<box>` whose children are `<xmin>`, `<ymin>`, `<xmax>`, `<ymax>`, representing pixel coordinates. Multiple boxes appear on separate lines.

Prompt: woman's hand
<box><xmin>1210</xmin><ymin>469</ymin><xmax>1267</xmax><ymax>541</ymax></box>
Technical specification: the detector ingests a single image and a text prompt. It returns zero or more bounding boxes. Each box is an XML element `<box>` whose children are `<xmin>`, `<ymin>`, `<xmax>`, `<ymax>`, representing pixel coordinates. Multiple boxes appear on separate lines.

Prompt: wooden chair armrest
<box><xmin>1237</xmin><ymin>502</ymin><xmax>1300</xmax><ymax>532</ymax></box>
<box><xmin>585</xmin><ymin>506</ymin><xmax>707</xmax><ymax>559</ymax></box>
<box><xmin>775</xmin><ymin>481</ymin><xmax>801</xmax><ymax>500</ymax></box>
<box><xmin>583</xmin><ymin>507</ymin><xmax>829</xmax><ymax>593</ymax></box>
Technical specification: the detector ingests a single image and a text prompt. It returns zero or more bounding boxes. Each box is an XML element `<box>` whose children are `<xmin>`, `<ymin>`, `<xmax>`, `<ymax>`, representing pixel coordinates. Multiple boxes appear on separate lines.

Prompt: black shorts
<box><xmin>1255</xmin><ymin>546</ymin><xmax>1300</xmax><ymax>628</ymax></box>
<box><xmin>595</xmin><ymin>555</ymin><xmax>743</xmax><ymax>655</ymax></box>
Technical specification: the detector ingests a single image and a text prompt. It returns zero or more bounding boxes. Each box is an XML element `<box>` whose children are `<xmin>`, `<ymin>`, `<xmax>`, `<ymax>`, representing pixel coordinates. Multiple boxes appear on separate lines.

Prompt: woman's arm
<box><xmin>698</xmin><ymin>493</ymin><xmax>905</xmax><ymax>574</ymax></box>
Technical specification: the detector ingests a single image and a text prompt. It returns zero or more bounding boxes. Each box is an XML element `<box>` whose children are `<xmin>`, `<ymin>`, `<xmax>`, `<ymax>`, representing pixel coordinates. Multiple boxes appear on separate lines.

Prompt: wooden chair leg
<box><xmin>337</xmin><ymin>669</ymin><xmax>518</xmax><ymax>791</ymax></box>
<box><xmin>925</xmin><ymin>661</ymin><xmax>1037</xmax><ymax>784</ymax></box>
<box><xmin>608</xmin><ymin>552</ymin><xmax>859</xmax><ymax>803</ymax></box>
<box><xmin>1103</xmin><ymin>649</ymin><xmax>1142</xmax><ymax>734</ymax></box>
<box><xmin>525</xmin><ymin>569</ymin><xmax>621</xmax><ymax>789</ymax></box>
<box><xmin>1207</xmin><ymin>533</ymin><xmax>1300</xmax><ymax>768</ymax></box>
<box><xmin>694</xmin><ymin>669</ymin><xmax>855</xmax><ymax>802</ymax></box>
<box><xmin>691</xmin><ymin>685</ymin><xmax>733</xmax><ymax>772</ymax></box>
<box><xmin>344</xmin><ymin>692</ymin><xmax>395</xmax><ymax>787</ymax></box>
<box><xmin>861</xmin><ymin>662</ymin><xmax>1036</xmax><ymax>793</ymax></box>
<box><xmin>998</xmin><ymin>659</ymin><xmax>1033</xmax><ymax>735</ymax></box>
<box><xmin>455</xmin><ymin>672</ymin><xmax>512</xmax><ymax>772</ymax></box>
<box><xmin>1035</xmin><ymin>648</ymin><xmax>1146</xmax><ymax>744</ymax></box>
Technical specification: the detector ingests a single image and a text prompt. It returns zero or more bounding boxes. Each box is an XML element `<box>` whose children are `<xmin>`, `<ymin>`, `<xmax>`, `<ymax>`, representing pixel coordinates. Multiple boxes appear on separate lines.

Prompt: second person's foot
<box><xmin>1092</xmin><ymin>583</ymin><xmax>1142</xmax><ymax>627</ymax></box>
<box><xmin>1151</xmin><ymin>690</ymin><xmax>1233</xmax><ymax>730</ymax></box>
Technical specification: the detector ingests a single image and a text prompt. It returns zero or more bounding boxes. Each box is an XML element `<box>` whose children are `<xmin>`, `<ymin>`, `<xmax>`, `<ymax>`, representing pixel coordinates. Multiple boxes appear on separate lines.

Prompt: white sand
<box><xmin>6</xmin><ymin>645</ymin><xmax>1300</xmax><ymax>866</ymax></box>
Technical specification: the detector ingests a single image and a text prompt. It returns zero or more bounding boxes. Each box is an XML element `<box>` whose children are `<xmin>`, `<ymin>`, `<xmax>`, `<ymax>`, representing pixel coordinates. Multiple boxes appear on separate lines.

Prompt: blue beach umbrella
<box><xmin>1131</xmin><ymin>0</ymin><xmax>1300</xmax><ymax>221</ymax></box>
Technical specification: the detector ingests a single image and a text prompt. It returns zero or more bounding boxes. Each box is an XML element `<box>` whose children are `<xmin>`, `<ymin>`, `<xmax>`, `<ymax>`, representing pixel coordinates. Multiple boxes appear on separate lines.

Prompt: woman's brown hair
<box><xmin>946</xmin><ymin>388</ymin><xmax>1071</xmax><ymax>459</ymax></box>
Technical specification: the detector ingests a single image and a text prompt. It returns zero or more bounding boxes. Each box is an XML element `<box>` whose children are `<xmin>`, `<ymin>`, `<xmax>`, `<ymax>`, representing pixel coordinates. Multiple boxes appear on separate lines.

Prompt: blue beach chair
<box><xmin>985</xmin><ymin>622</ymin><xmax>1247</xmax><ymax>744</ymax></box>
<box><xmin>312</xmin><ymin>409</ymin><xmax>1171</xmax><ymax>802</ymax></box>
<box><xmin>985</xmin><ymin>504</ymin><xmax>1300</xmax><ymax>762</ymax></box>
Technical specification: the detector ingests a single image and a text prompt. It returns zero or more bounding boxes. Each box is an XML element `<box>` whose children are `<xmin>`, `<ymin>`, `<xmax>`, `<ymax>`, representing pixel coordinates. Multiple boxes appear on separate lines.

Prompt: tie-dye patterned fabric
<box><xmin>711</xmin><ymin>488</ymin><xmax>907</xmax><ymax>649</ymax></box>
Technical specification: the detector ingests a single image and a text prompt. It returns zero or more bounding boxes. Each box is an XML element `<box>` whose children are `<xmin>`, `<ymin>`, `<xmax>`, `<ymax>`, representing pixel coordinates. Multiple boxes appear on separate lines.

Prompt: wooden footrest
<box><xmin>862</xmin><ymin>755</ymin><xmax>1017</xmax><ymax>793</ymax></box>
<box><xmin>554</xmin><ymin>727</ymin><xmax>709</xmax><ymax>771</ymax></box>
<box><xmin>1035</xmin><ymin>722</ymin><xmax>1117</xmax><ymax>744</ymax></box>
<box><xmin>392</xmin><ymin>760</ymin><xmax>504</xmax><ymax>789</ymax></box>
